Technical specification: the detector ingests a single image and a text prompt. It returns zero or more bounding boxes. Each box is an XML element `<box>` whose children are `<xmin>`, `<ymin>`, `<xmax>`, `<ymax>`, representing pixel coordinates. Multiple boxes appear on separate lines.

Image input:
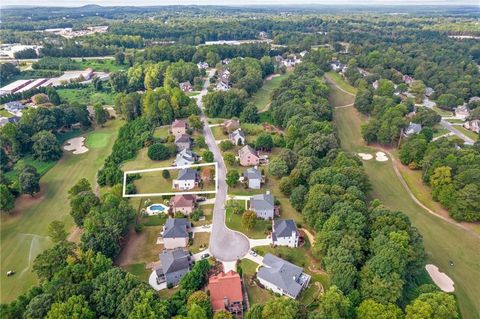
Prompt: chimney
<box><xmin>224</xmin><ymin>297</ymin><xmax>229</xmax><ymax>307</ymax></box>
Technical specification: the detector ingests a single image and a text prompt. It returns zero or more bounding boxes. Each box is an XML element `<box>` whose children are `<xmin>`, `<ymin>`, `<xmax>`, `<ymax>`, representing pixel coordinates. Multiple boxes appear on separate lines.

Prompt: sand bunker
<box><xmin>64</xmin><ymin>137</ymin><xmax>89</xmax><ymax>154</ymax></box>
<box><xmin>265</xmin><ymin>74</ymin><xmax>280</xmax><ymax>81</ymax></box>
<box><xmin>375</xmin><ymin>151</ymin><xmax>388</xmax><ymax>162</ymax></box>
<box><xmin>358</xmin><ymin>153</ymin><xmax>373</xmax><ymax>160</ymax></box>
<box><xmin>425</xmin><ymin>264</ymin><xmax>455</xmax><ymax>292</ymax></box>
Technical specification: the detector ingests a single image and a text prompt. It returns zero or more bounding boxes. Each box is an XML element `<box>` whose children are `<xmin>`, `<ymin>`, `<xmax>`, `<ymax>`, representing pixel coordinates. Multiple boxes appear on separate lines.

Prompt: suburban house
<box><xmin>162</xmin><ymin>218</ymin><xmax>191</xmax><ymax>249</ymax></box>
<box><xmin>174</xmin><ymin>134</ymin><xmax>191</xmax><ymax>152</ymax></box>
<box><xmin>229</xmin><ymin>128</ymin><xmax>246</xmax><ymax>145</ymax></box>
<box><xmin>257</xmin><ymin>254</ymin><xmax>311</xmax><ymax>299</ymax></box>
<box><xmin>175</xmin><ymin>149</ymin><xmax>197</xmax><ymax>166</ymax></box>
<box><xmin>216</xmin><ymin>80</ymin><xmax>230</xmax><ymax>91</ymax></box>
<box><xmin>208</xmin><ymin>270</ymin><xmax>244</xmax><ymax>316</ymax></box>
<box><xmin>155</xmin><ymin>248</ymin><xmax>192</xmax><ymax>286</ymax></box>
<box><xmin>272</xmin><ymin>219</ymin><xmax>299</xmax><ymax>248</ymax></box>
<box><xmin>173</xmin><ymin>168</ymin><xmax>199</xmax><ymax>190</ymax></box>
<box><xmin>425</xmin><ymin>87</ymin><xmax>435</xmax><ymax>97</ymax></box>
<box><xmin>224</xmin><ymin>119</ymin><xmax>240</xmax><ymax>132</ymax></box>
<box><xmin>171</xmin><ymin>119</ymin><xmax>188</xmax><ymax>136</ymax></box>
<box><xmin>464</xmin><ymin>119</ymin><xmax>480</xmax><ymax>134</ymax></box>
<box><xmin>170</xmin><ymin>194</ymin><xmax>197</xmax><ymax>215</ymax></box>
<box><xmin>197</xmin><ymin>61</ymin><xmax>209</xmax><ymax>69</ymax></box>
<box><xmin>4</xmin><ymin>101</ymin><xmax>26</xmax><ymax>115</ymax></box>
<box><xmin>402</xmin><ymin>74</ymin><xmax>414</xmax><ymax>85</ymax></box>
<box><xmin>243</xmin><ymin>167</ymin><xmax>262</xmax><ymax>189</ymax></box>
<box><xmin>330</xmin><ymin>61</ymin><xmax>346</xmax><ymax>73</ymax></box>
<box><xmin>238</xmin><ymin>145</ymin><xmax>260</xmax><ymax>167</ymax></box>
<box><xmin>455</xmin><ymin>105</ymin><xmax>470</xmax><ymax>120</ymax></box>
<box><xmin>404</xmin><ymin>122</ymin><xmax>422</xmax><ymax>137</ymax></box>
<box><xmin>250</xmin><ymin>192</ymin><xmax>275</xmax><ymax>220</ymax></box>
<box><xmin>179</xmin><ymin>81</ymin><xmax>193</xmax><ymax>92</ymax></box>
<box><xmin>469</xmin><ymin>96</ymin><xmax>480</xmax><ymax>104</ymax></box>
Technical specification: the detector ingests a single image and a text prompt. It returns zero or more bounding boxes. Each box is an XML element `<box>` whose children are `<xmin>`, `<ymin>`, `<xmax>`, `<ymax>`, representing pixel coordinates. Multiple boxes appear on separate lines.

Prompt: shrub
<box><xmin>147</xmin><ymin>143</ymin><xmax>170</xmax><ymax>160</ymax></box>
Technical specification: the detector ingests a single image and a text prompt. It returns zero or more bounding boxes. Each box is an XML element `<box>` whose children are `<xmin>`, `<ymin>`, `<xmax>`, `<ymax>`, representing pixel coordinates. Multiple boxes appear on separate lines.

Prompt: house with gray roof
<box><xmin>175</xmin><ymin>149</ymin><xmax>198</xmax><ymax>167</ymax></box>
<box><xmin>249</xmin><ymin>192</ymin><xmax>274</xmax><ymax>220</ymax></box>
<box><xmin>272</xmin><ymin>219</ymin><xmax>299</xmax><ymax>247</ymax></box>
<box><xmin>257</xmin><ymin>254</ymin><xmax>310</xmax><ymax>299</ymax></box>
<box><xmin>174</xmin><ymin>134</ymin><xmax>191</xmax><ymax>152</ymax></box>
<box><xmin>173</xmin><ymin>168</ymin><xmax>199</xmax><ymax>191</ymax></box>
<box><xmin>162</xmin><ymin>218</ymin><xmax>191</xmax><ymax>249</ymax></box>
<box><xmin>229</xmin><ymin>128</ymin><xmax>246</xmax><ymax>145</ymax></box>
<box><xmin>4</xmin><ymin>101</ymin><xmax>26</xmax><ymax>115</ymax></box>
<box><xmin>404</xmin><ymin>122</ymin><xmax>422</xmax><ymax>137</ymax></box>
<box><xmin>155</xmin><ymin>248</ymin><xmax>192</xmax><ymax>286</ymax></box>
<box><xmin>244</xmin><ymin>167</ymin><xmax>262</xmax><ymax>189</ymax></box>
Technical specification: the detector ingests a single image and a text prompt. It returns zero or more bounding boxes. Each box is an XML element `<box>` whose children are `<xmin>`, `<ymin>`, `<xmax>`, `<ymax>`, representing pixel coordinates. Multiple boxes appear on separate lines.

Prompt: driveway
<box><xmin>243</xmin><ymin>253</ymin><xmax>264</xmax><ymax>266</ymax></box>
<box><xmin>196</xmin><ymin>70</ymin><xmax>250</xmax><ymax>262</ymax></box>
<box><xmin>192</xmin><ymin>249</ymin><xmax>211</xmax><ymax>262</ymax></box>
<box><xmin>249</xmin><ymin>238</ymin><xmax>271</xmax><ymax>248</ymax></box>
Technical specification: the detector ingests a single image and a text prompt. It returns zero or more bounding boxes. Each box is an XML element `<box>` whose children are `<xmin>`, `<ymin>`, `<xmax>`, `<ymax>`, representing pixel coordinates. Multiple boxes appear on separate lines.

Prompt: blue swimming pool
<box><xmin>150</xmin><ymin>205</ymin><xmax>166</xmax><ymax>212</ymax></box>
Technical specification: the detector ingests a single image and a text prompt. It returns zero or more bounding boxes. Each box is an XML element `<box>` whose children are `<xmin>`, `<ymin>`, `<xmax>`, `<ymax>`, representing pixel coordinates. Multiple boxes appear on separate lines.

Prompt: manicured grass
<box><xmin>250</xmin><ymin>73</ymin><xmax>290</xmax><ymax>112</ymax></box>
<box><xmin>122</xmin><ymin>148</ymin><xmax>174</xmax><ymax>172</ymax></box>
<box><xmin>225</xmin><ymin>203</ymin><xmax>271</xmax><ymax>239</ymax></box>
<box><xmin>4</xmin><ymin>156</ymin><xmax>57</xmax><ymax>181</ymax></box>
<box><xmin>211</xmin><ymin>126</ymin><xmax>227</xmax><ymax>140</ymax></box>
<box><xmin>432</xmin><ymin>126</ymin><xmax>449</xmax><ymax>138</ymax></box>
<box><xmin>0</xmin><ymin>120</ymin><xmax>122</xmax><ymax>303</ymax></box>
<box><xmin>190</xmin><ymin>232</ymin><xmax>210</xmax><ymax>254</ymax></box>
<box><xmin>123</xmin><ymin>263</ymin><xmax>150</xmax><ymax>282</ymax></box>
<box><xmin>239</xmin><ymin>259</ymin><xmax>273</xmax><ymax>304</ymax></box>
<box><xmin>85</xmin><ymin>131</ymin><xmax>111</xmax><ymax>148</ymax></box>
<box><xmin>447</xmin><ymin>119</ymin><xmax>466</xmax><ymax>124</ymax></box>
<box><xmin>0</xmin><ymin>109</ymin><xmax>13</xmax><ymax>117</ymax></box>
<box><xmin>328</xmin><ymin>75</ymin><xmax>480</xmax><ymax>319</ymax></box>
<box><xmin>153</xmin><ymin>126</ymin><xmax>170</xmax><ymax>139</ymax></box>
<box><xmin>79</xmin><ymin>59</ymin><xmax>126</xmax><ymax>72</ymax></box>
<box><xmin>57</xmin><ymin>87</ymin><xmax>115</xmax><ymax>106</ymax></box>
<box><xmin>325</xmin><ymin>71</ymin><xmax>357</xmax><ymax>95</ymax></box>
<box><xmin>432</xmin><ymin>106</ymin><xmax>453</xmax><ymax>117</ymax></box>
<box><xmin>455</xmin><ymin>125</ymin><xmax>479</xmax><ymax>141</ymax></box>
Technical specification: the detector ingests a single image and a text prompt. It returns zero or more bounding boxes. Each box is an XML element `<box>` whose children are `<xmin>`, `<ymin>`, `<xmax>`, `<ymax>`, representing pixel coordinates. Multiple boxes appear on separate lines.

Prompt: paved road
<box><xmin>195</xmin><ymin>70</ymin><xmax>250</xmax><ymax>262</ymax></box>
<box><xmin>439</xmin><ymin>119</ymin><xmax>474</xmax><ymax>145</ymax></box>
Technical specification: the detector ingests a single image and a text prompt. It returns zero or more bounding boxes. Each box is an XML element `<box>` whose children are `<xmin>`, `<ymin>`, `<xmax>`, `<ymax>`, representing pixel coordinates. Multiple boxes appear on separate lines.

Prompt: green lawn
<box><xmin>432</xmin><ymin>106</ymin><xmax>453</xmax><ymax>117</ymax></box>
<box><xmin>250</xmin><ymin>73</ymin><xmax>290</xmax><ymax>112</ymax></box>
<box><xmin>211</xmin><ymin>126</ymin><xmax>227</xmax><ymax>140</ymax></box>
<box><xmin>79</xmin><ymin>59</ymin><xmax>126</xmax><ymax>72</ymax></box>
<box><xmin>57</xmin><ymin>87</ymin><xmax>115</xmax><ymax>106</ymax></box>
<box><xmin>190</xmin><ymin>232</ymin><xmax>210</xmax><ymax>254</ymax></box>
<box><xmin>455</xmin><ymin>125</ymin><xmax>479</xmax><ymax>141</ymax></box>
<box><xmin>225</xmin><ymin>203</ymin><xmax>271</xmax><ymax>239</ymax></box>
<box><xmin>0</xmin><ymin>109</ymin><xmax>13</xmax><ymax>118</ymax></box>
<box><xmin>325</xmin><ymin>71</ymin><xmax>357</xmax><ymax>95</ymax></box>
<box><xmin>153</xmin><ymin>126</ymin><xmax>170</xmax><ymax>139</ymax></box>
<box><xmin>0</xmin><ymin>120</ymin><xmax>122</xmax><ymax>303</ymax></box>
<box><xmin>239</xmin><ymin>259</ymin><xmax>273</xmax><ymax>305</ymax></box>
<box><xmin>328</xmin><ymin>75</ymin><xmax>480</xmax><ymax>319</ymax></box>
<box><xmin>432</xmin><ymin>126</ymin><xmax>449</xmax><ymax>138</ymax></box>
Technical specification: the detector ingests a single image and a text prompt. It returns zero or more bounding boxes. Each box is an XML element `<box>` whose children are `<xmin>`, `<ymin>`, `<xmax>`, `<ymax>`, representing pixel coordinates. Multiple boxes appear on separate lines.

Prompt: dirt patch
<box><xmin>265</xmin><ymin>73</ymin><xmax>280</xmax><ymax>81</ymax></box>
<box><xmin>425</xmin><ymin>264</ymin><xmax>455</xmax><ymax>292</ymax></box>
<box><xmin>115</xmin><ymin>227</ymin><xmax>163</xmax><ymax>267</ymax></box>
<box><xmin>64</xmin><ymin>137</ymin><xmax>89</xmax><ymax>154</ymax></box>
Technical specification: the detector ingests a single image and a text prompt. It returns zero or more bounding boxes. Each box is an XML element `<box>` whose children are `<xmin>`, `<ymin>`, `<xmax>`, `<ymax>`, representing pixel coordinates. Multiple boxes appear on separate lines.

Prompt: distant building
<box><xmin>425</xmin><ymin>87</ymin><xmax>435</xmax><ymax>97</ymax></box>
<box><xmin>172</xmin><ymin>168</ymin><xmax>199</xmax><ymax>191</ymax></box>
<box><xmin>216</xmin><ymin>80</ymin><xmax>230</xmax><ymax>91</ymax></box>
<box><xmin>403</xmin><ymin>74</ymin><xmax>414</xmax><ymax>85</ymax></box>
<box><xmin>238</xmin><ymin>145</ymin><xmax>259</xmax><ymax>167</ymax></box>
<box><xmin>464</xmin><ymin>120</ymin><xmax>480</xmax><ymax>134</ymax></box>
<box><xmin>257</xmin><ymin>254</ymin><xmax>311</xmax><ymax>299</ymax></box>
<box><xmin>223</xmin><ymin>118</ymin><xmax>240</xmax><ymax>132</ymax></box>
<box><xmin>258</xmin><ymin>31</ymin><xmax>269</xmax><ymax>39</ymax></box>
<box><xmin>3</xmin><ymin>101</ymin><xmax>26</xmax><ymax>114</ymax></box>
<box><xmin>208</xmin><ymin>271</ymin><xmax>243</xmax><ymax>316</ymax></box>
<box><xmin>174</xmin><ymin>134</ymin><xmax>191</xmax><ymax>152</ymax></box>
<box><xmin>171</xmin><ymin>119</ymin><xmax>188</xmax><ymax>136</ymax></box>
<box><xmin>162</xmin><ymin>218</ymin><xmax>191</xmax><ymax>249</ymax></box>
<box><xmin>175</xmin><ymin>149</ymin><xmax>197</xmax><ymax>166</ymax></box>
<box><xmin>404</xmin><ymin>122</ymin><xmax>422</xmax><ymax>137</ymax></box>
<box><xmin>243</xmin><ymin>167</ymin><xmax>262</xmax><ymax>189</ymax></box>
<box><xmin>250</xmin><ymin>192</ymin><xmax>275</xmax><ymax>220</ymax></box>
<box><xmin>197</xmin><ymin>61</ymin><xmax>209</xmax><ymax>69</ymax></box>
<box><xmin>179</xmin><ymin>81</ymin><xmax>193</xmax><ymax>92</ymax></box>
<box><xmin>272</xmin><ymin>219</ymin><xmax>299</xmax><ymax>248</ymax></box>
<box><xmin>372</xmin><ymin>80</ymin><xmax>379</xmax><ymax>90</ymax></box>
<box><xmin>455</xmin><ymin>105</ymin><xmax>470</xmax><ymax>120</ymax></box>
<box><xmin>170</xmin><ymin>194</ymin><xmax>197</xmax><ymax>215</ymax></box>
<box><xmin>155</xmin><ymin>248</ymin><xmax>192</xmax><ymax>286</ymax></box>
<box><xmin>0</xmin><ymin>79</ymin><xmax>32</xmax><ymax>96</ymax></box>
<box><xmin>229</xmin><ymin>128</ymin><xmax>246</xmax><ymax>145</ymax></box>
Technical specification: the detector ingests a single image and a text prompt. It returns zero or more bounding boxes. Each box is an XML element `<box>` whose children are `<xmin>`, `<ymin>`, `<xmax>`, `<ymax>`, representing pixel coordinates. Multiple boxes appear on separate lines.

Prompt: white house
<box><xmin>272</xmin><ymin>219</ymin><xmax>299</xmax><ymax>248</ymax></box>
<box><xmin>249</xmin><ymin>192</ymin><xmax>274</xmax><ymax>220</ymax></box>
<box><xmin>175</xmin><ymin>149</ymin><xmax>197</xmax><ymax>167</ymax></box>
<box><xmin>172</xmin><ymin>168</ymin><xmax>199</xmax><ymax>191</ymax></box>
<box><xmin>243</xmin><ymin>167</ymin><xmax>262</xmax><ymax>189</ymax></box>
<box><xmin>162</xmin><ymin>218</ymin><xmax>191</xmax><ymax>249</ymax></box>
<box><xmin>229</xmin><ymin>128</ymin><xmax>246</xmax><ymax>145</ymax></box>
<box><xmin>455</xmin><ymin>105</ymin><xmax>470</xmax><ymax>120</ymax></box>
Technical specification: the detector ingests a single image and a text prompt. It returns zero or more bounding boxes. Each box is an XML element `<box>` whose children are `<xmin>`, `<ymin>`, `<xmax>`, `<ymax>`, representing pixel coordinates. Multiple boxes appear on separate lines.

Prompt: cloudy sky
<box><xmin>1</xmin><ymin>0</ymin><xmax>478</xmax><ymax>6</ymax></box>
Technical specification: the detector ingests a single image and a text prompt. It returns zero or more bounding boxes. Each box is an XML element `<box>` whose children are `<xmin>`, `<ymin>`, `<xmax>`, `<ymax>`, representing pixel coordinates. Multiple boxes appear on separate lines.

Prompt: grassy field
<box><xmin>455</xmin><ymin>125</ymin><xmax>479</xmax><ymax>141</ymax></box>
<box><xmin>0</xmin><ymin>109</ymin><xmax>13</xmax><ymax>117</ymax></box>
<box><xmin>250</xmin><ymin>73</ymin><xmax>290</xmax><ymax>112</ymax></box>
<box><xmin>239</xmin><ymin>258</ymin><xmax>273</xmax><ymax>304</ymax></box>
<box><xmin>432</xmin><ymin>106</ymin><xmax>453</xmax><ymax>117</ymax></box>
<box><xmin>190</xmin><ymin>232</ymin><xmax>210</xmax><ymax>254</ymax></box>
<box><xmin>153</xmin><ymin>126</ymin><xmax>170</xmax><ymax>139</ymax></box>
<box><xmin>79</xmin><ymin>59</ymin><xmax>126</xmax><ymax>72</ymax></box>
<box><xmin>0</xmin><ymin>120</ymin><xmax>122</xmax><ymax>303</ymax></box>
<box><xmin>225</xmin><ymin>203</ymin><xmax>271</xmax><ymax>239</ymax></box>
<box><xmin>328</xmin><ymin>75</ymin><xmax>480</xmax><ymax>319</ymax></box>
<box><xmin>57</xmin><ymin>87</ymin><xmax>115</xmax><ymax>106</ymax></box>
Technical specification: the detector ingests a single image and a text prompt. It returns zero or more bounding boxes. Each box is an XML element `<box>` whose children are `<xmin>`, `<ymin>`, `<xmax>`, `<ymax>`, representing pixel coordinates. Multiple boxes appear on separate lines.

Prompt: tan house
<box><xmin>171</xmin><ymin>119</ymin><xmax>188</xmax><ymax>136</ymax></box>
<box><xmin>224</xmin><ymin>119</ymin><xmax>240</xmax><ymax>132</ymax></box>
<box><xmin>238</xmin><ymin>145</ymin><xmax>259</xmax><ymax>166</ymax></box>
<box><xmin>170</xmin><ymin>194</ymin><xmax>197</xmax><ymax>215</ymax></box>
<box><xmin>464</xmin><ymin>119</ymin><xmax>480</xmax><ymax>134</ymax></box>
<box><xmin>162</xmin><ymin>218</ymin><xmax>191</xmax><ymax>249</ymax></box>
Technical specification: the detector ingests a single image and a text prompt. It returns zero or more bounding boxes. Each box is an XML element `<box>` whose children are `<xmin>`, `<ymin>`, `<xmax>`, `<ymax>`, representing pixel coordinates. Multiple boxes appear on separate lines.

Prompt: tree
<box><xmin>202</xmin><ymin>150</ymin><xmax>214</xmax><ymax>162</ymax></box>
<box><xmin>219</xmin><ymin>140</ymin><xmax>234</xmax><ymax>151</ymax></box>
<box><xmin>316</xmin><ymin>286</ymin><xmax>353</xmax><ymax>319</ymax></box>
<box><xmin>224</xmin><ymin>152</ymin><xmax>236</xmax><ymax>166</ymax></box>
<box><xmin>188</xmin><ymin>114</ymin><xmax>204</xmax><ymax>131</ymax></box>
<box><xmin>261</xmin><ymin>298</ymin><xmax>303</xmax><ymax>319</ymax></box>
<box><xmin>19</xmin><ymin>165</ymin><xmax>40</xmax><ymax>196</ymax></box>
<box><xmin>47</xmin><ymin>220</ymin><xmax>68</xmax><ymax>243</ymax></box>
<box><xmin>127</xmin><ymin>289</ymin><xmax>169</xmax><ymax>319</ymax></box>
<box><xmin>32</xmin><ymin>130</ymin><xmax>62</xmax><ymax>161</ymax></box>
<box><xmin>70</xmin><ymin>191</ymin><xmax>99</xmax><ymax>226</ymax></box>
<box><xmin>94</xmin><ymin>104</ymin><xmax>108</xmax><ymax>126</ymax></box>
<box><xmin>187</xmin><ymin>291</ymin><xmax>212</xmax><ymax>317</ymax></box>
<box><xmin>356</xmin><ymin>299</ymin><xmax>403</xmax><ymax>319</ymax></box>
<box><xmin>268</xmin><ymin>158</ymin><xmax>289</xmax><ymax>178</ymax></box>
<box><xmin>115</xmin><ymin>51</ymin><xmax>125</xmax><ymax>65</ymax></box>
<box><xmin>245</xmin><ymin>304</ymin><xmax>264</xmax><ymax>319</ymax></box>
<box><xmin>32</xmin><ymin>241</ymin><xmax>75</xmax><ymax>281</ymax></box>
<box><xmin>214</xmin><ymin>310</ymin><xmax>234</xmax><ymax>319</ymax></box>
<box><xmin>376</xmin><ymin>79</ymin><xmax>395</xmax><ymax>97</ymax></box>
<box><xmin>405</xmin><ymin>292</ymin><xmax>458</xmax><ymax>319</ymax></box>
<box><xmin>0</xmin><ymin>185</ymin><xmax>15</xmax><ymax>213</ymax></box>
<box><xmin>46</xmin><ymin>295</ymin><xmax>94</xmax><ymax>319</ymax></box>
<box><xmin>206</xmin><ymin>51</ymin><xmax>221</xmax><ymax>67</ymax></box>
<box><xmin>437</xmin><ymin>94</ymin><xmax>458</xmax><ymax>110</ymax></box>
<box><xmin>187</xmin><ymin>303</ymin><xmax>208</xmax><ymax>319</ymax></box>
<box><xmin>410</xmin><ymin>80</ymin><xmax>426</xmax><ymax>103</ymax></box>
<box><xmin>240</xmin><ymin>104</ymin><xmax>260</xmax><ymax>123</ymax></box>
<box><xmin>162</xmin><ymin>169</ymin><xmax>170</xmax><ymax>179</ymax></box>
<box><xmin>45</xmin><ymin>87</ymin><xmax>61</xmax><ymax>105</ymax></box>
<box><xmin>110</xmin><ymin>71</ymin><xmax>129</xmax><ymax>93</ymax></box>
<box><xmin>255</xmin><ymin>133</ymin><xmax>274</xmax><ymax>151</ymax></box>
<box><xmin>68</xmin><ymin>178</ymin><xmax>92</xmax><ymax>198</ymax></box>
<box><xmin>242</xmin><ymin>210</ymin><xmax>257</xmax><ymax>230</ymax></box>
<box><xmin>23</xmin><ymin>293</ymin><xmax>54</xmax><ymax>319</ymax></box>
<box><xmin>32</xmin><ymin>93</ymin><xmax>49</xmax><ymax>105</ymax></box>
<box><xmin>196</xmin><ymin>136</ymin><xmax>207</xmax><ymax>148</ymax></box>
<box><xmin>226</xmin><ymin>170</ymin><xmax>240</xmax><ymax>187</ymax></box>
<box><xmin>147</xmin><ymin>143</ymin><xmax>170</xmax><ymax>160</ymax></box>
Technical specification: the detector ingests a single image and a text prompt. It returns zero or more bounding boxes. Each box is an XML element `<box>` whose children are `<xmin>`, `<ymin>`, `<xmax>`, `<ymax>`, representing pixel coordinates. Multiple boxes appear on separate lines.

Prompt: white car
<box><xmin>249</xmin><ymin>250</ymin><xmax>257</xmax><ymax>257</ymax></box>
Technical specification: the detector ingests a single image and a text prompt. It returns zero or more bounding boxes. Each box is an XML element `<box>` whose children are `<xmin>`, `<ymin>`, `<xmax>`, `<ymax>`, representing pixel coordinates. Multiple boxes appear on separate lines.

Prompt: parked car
<box><xmin>201</xmin><ymin>253</ymin><xmax>210</xmax><ymax>259</ymax></box>
<box><xmin>249</xmin><ymin>250</ymin><xmax>257</xmax><ymax>257</ymax></box>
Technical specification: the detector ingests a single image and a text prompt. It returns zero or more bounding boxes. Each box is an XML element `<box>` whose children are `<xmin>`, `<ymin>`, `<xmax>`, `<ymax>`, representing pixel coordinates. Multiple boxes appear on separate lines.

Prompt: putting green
<box><xmin>86</xmin><ymin>132</ymin><xmax>110</xmax><ymax>149</ymax></box>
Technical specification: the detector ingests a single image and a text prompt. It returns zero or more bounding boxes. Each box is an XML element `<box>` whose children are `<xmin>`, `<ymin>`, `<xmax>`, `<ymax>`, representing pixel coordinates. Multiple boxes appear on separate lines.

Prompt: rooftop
<box><xmin>273</xmin><ymin>219</ymin><xmax>298</xmax><ymax>238</ymax></box>
<box><xmin>250</xmin><ymin>193</ymin><xmax>274</xmax><ymax>211</ymax></box>
<box><xmin>163</xmin><ymin>218</ymin><xmax>191</xmax><ymax>238</ymax></box>
<box><xmin>208</xmin><ymin>270</ymin><xmax>243</xmax><ymax>312</ymax></box>
<box><xmin>157</xmin><ymin>248</ymin><xmax>191</xmax><ymax>275</ymax></box>
<box><xmin>176</xmin><ymin>168</ymin><xmax>198</xmax><ymax>181</ymax></box>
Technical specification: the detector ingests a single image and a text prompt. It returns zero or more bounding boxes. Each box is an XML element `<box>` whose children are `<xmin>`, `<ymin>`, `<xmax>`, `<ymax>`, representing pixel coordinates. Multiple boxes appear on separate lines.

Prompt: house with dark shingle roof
<box><xmin>272</xmin><ymin>219</ymin><xmax>299</xmax><ymax>247</ymax></box>
<box><xmin>243</xmin><ymin>167</ymin><xmax>262</xmax><ymax>189</ymax></box>
<box><xmin>208</xmin><ymin>270</ymin><xmax>243</xmax><ymax>316</ymax></box>
<box><xmin>162</xmin><ymin>218</ymin><xmax>191</xmax><ymax>249</ymax></box>
<box><xmin>174</xmin><ymin>134</ymin><xmax>191</xmax><ymax>152</ymax></box>
<box><xmin>155</xmin><ymin>248</ymin><xmax>192</xmax><ymax>286</ymax></box>
<box><xmin>172</xmin><ymin>168</ymin><xmax>199</xmax><ymax>191</ymax></box>
<box><xmin>250</xmin><ymin>192</ymin><xmax>274</xmax><ymax>220</ymax></box>
<box><xmin>257</xmin><ymin>254</ymin><xmax>310</xmax><ymax>299</ymax></box>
